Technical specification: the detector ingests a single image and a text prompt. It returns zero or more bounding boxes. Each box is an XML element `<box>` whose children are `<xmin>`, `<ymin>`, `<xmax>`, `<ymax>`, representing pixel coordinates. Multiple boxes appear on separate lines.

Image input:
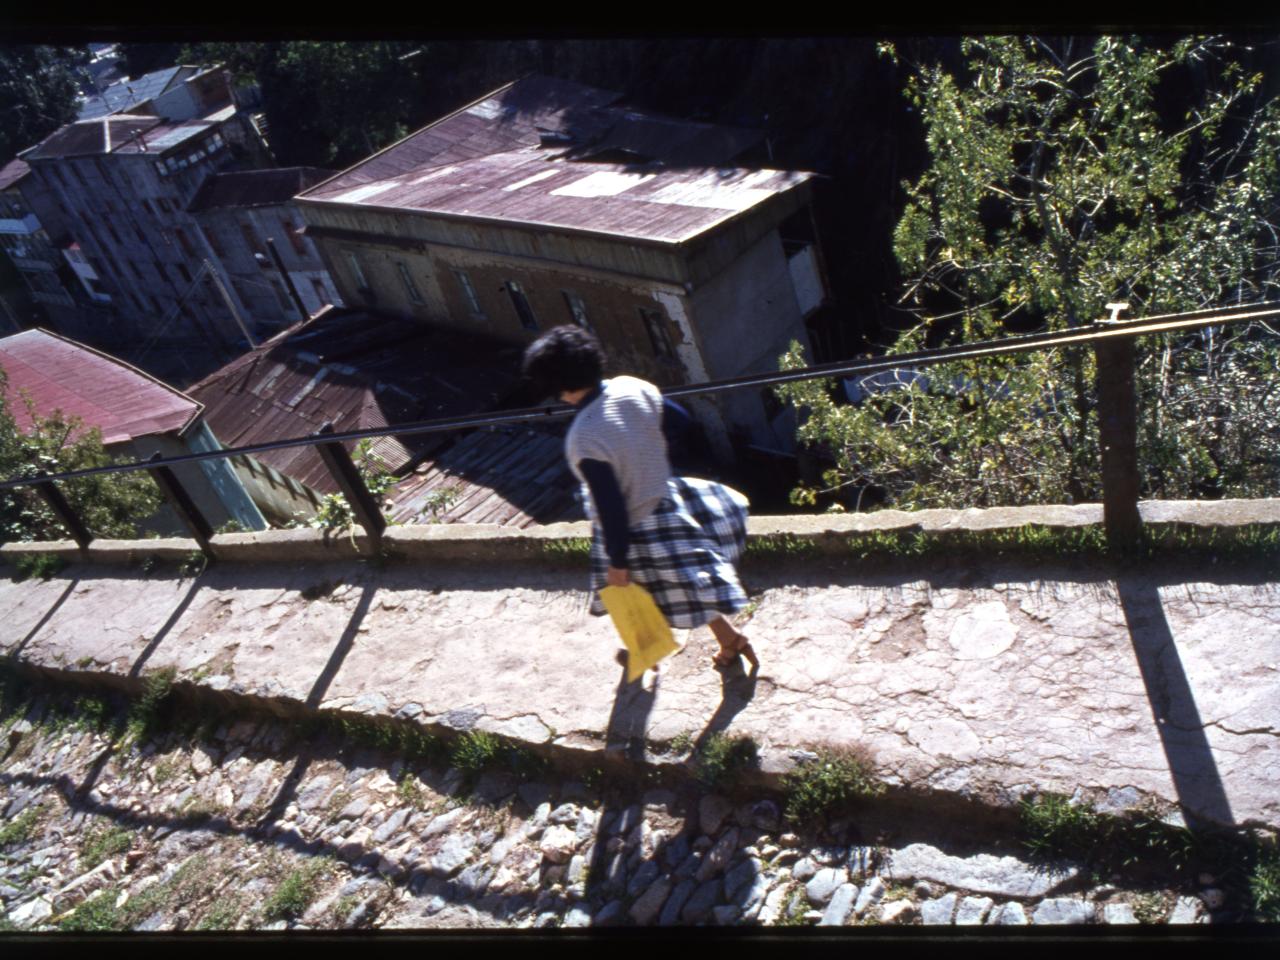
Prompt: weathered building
<box><xmin>297</xmin><ymin>76</ymin><xmax>828</xmax><ymax>456</ymax></box>
<box><xmin>187</xmin><ymin>167</ymin><xmax>343</xmax><ymax>333</ymax></box>
<box><xmin>0</xmin><ymin>329</ymin><xmax>265</xmax><ymax>534</ymax></box>
<box><xmin>0</xmin><ymin>159</ymin><xmax>90</xmax><ymax>332</ymax></box>
<box><xmin>16</xmin><ymin>67</ymin><xmax>273</xmax><ymax>360</ymax></box>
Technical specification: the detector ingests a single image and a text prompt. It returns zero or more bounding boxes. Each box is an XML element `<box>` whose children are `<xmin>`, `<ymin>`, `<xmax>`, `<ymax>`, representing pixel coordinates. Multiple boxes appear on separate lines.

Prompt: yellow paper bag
<box><xmin>599</xmin><ymin>584</ymin><xmax>678</xmax><ymax>682</ymax></box>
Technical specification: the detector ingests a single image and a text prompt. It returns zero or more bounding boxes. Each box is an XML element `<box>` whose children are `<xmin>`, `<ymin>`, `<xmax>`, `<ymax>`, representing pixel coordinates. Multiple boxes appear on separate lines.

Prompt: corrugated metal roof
<box><xmin>388</xmin><ymin>425</ymin><xmax>582</xmax><ymax>528</ymax></box>
<box><xmin>77</xmin><ymin>66</ymin><xmax>191</xmax><ymax>120</ymax></box>
<box><xmin>185</xmin><ymin>309</ymin><xmax>525</xmax><ymax>495</ymax></box>
<box><xmin>308</xmin><ymin>75</ymin><xmax>625</xmax><ymax>199</ymax></box>
<box><xmin>128</xmin><ymin>121</ymin><xmax>212</xmax><ymax>154</ymax></box>
<box><xmin>187</xmin><ymin>167</ymin><xmax>337</xmax><ymax>213</ymax></box>
<box><xmin>24</xmin><ymin>115</ymin><xmax>161</xmax><ymax>159</ymax></box>
<box><xmin>309</xmin><ymin>147</ymin><xmax>810</xmax><ymax>244</ymax></box>
<box><xmin>570</xmin><ymin>112</ymin><xmax>763</xmax><ymax>167</ymax></box>
<box><xmin>0</xmin><ymin>329</ymin><xmax>202</xmax><ymax>445</ymax></box>
<box><xmin>0</xmin><ymin>158</ymin><xmax>31</xmax><ymax>192</ymax></box>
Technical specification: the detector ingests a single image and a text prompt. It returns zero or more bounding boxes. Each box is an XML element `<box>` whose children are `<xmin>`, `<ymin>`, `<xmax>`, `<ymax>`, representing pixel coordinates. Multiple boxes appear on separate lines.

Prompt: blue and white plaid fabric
<box><xmin>588</xmin><ymin>477</ymin><xmax>749</xmax><ymax>628</ymax></box>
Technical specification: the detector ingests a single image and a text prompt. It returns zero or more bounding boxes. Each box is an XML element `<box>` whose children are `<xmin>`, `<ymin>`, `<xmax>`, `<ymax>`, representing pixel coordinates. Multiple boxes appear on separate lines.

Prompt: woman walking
<box><xmin>522</xmin><ymin>325</ymin><xmax>757</xmax><ymax>670</ymax></box>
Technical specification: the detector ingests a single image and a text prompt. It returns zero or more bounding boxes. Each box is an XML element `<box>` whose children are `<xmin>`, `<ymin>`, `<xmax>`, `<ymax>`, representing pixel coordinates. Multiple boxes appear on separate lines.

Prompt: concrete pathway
<box><xmin>4</xmin><ymin>541</ymin><xmax>1276</xmax><ymax>831</ymax></box>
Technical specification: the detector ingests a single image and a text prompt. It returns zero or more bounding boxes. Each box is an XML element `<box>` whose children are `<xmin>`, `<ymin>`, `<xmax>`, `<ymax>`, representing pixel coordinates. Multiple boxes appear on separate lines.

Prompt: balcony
<box><xmin>0</xmin><ymin>213</ymin><xmax>40</xmax><ymax>235</ymax></box>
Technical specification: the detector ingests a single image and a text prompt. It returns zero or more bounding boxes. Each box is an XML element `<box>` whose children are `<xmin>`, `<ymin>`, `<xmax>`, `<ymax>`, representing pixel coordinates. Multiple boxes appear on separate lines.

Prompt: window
<box><xmin>157</xmin><ymin>198</ymin><xmax>173</xmax><ymax>214</ymax></box>
<box><xmin>505</xmin><ymin>280</ymin><xmax>538</xmax><ymax>330</ymax></box>
<box><xmin>174</xmin><ymin>226</ymin><xmax>195</xmax><ymax>258</ymax></box>
<box><xmin>175</xmin><ymin>262</ymin><xmax>192</xmax><ymax>284</ymax></box>
<box><xmin>454</xmin><ymin>270</ymin><xmax>483</xmax><ymax>315</ymax></box>
<box><xmin>201</xmin><ymin>225</ymin><xmax>225</xmax><ymax>259</ymax></box>
<box><xmin>104</xmin><ymin>221</ymin><xmax>123</xmax><ymax>246</ymax></box>
<box><xmin>240</xmin><ymin>222</ymin><xmax>264</xmax><ymax>257</ymax></box>
<box><xmin>128</xmin><ymin>260</ymin><xmax>142</xmax><ymax>282</ymax></box>
<box><xmin>563</xmin><ymin>291</ymin><xmax>590</xmax><ymax>328</ymax></box>
<box><xmin>282</xmin><ymin>218</ymin><xmax>307</xmax><ymax>257</ymax></box>
<box><xmin>397</xmin><ymin>262</ymin><xmax>424</xmax><ymax>304</ymax></box>
<box><xmin>347</xmin><ymin>251</ymin><xmax>369</xmax><ymax>290</ymax></box>
<box><xmin>311</xmin><ymin>278</ymin><xmax>329</xmax><ymax>308</ymax></box>
<box><xmin>639</xmin><ymin>306</ymin><xmax>675</xmax><ymax>359</ymax></box>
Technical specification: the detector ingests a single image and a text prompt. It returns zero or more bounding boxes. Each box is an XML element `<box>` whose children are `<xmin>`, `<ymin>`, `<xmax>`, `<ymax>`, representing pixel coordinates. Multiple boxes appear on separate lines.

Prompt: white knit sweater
<box><xmin>565</xmin><ymin>376</ymin><xmax>672</xmax><ymax>527</ymax></box>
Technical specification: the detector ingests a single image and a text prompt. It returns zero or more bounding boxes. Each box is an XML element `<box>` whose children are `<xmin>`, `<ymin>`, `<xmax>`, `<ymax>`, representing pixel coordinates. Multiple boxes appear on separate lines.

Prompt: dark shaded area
<box><xmin>1116</xmin><ymin>575</ymin><xmax>1234</xmax><ymax>829</ymax></box>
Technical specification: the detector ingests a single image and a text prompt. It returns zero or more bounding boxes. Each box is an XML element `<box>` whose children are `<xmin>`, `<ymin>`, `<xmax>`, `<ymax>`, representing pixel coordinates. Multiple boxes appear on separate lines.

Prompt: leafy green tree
<box><xmin>0</xmin><ymin>371</ymin><xmax>162</xmax><ymax>543</ymax></box>
<box><xmin>180</xmin><ymin>41</ymin><xmax>426</xmax><ymax>169</ymax></box>
<box><xmin>779</xmin><ymin>36</ymin><xmax>1280</xmax><ymax>510</ymax></box>
<box><xmin>0</xmin><ymin>45</ymin><xmax>81</xmax><ymax>166</ymax></box>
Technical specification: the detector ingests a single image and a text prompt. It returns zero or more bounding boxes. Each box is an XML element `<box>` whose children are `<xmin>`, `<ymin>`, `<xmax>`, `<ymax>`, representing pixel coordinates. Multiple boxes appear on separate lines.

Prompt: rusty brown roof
<box><xmin>0</xmin><ymin>329</ymin><xmax>202</xmax><ymax>445</ymax></box>
<box><xmin>305</xmin><ymin>147</ymin><xmax>811</xmax><ymax>244</ymax></box>
<box><xmin>185</xmin><ymin>309</ymin><xmax>526</xmax><ymax>495</ymax></box>
<box><xmin>308</xmin><ymin>75</ymin><xmax>625</xmax><ymax>199</ymax></box>
<box><xmin>388</xmin><ymin>425</ymin><xmax>581</xmax><ymax>528</ymax></box>
<box><xmin>24</xmin><ymin>114</ymin><xmax>162</xmax><ymax>159</ymax></box>
<box><xmin>187</xmin><ymin>167</ymin><xmax>336</xmax><ymax>213</ymax></box>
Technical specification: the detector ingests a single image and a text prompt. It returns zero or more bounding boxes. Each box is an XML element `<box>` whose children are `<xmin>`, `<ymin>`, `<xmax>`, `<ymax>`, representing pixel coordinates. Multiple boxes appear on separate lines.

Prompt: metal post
<box><xmin>264</xmin><ymin>236</ymin><xmax>311</xmax><ymax>324</ymax></box>
<box><xmin>32</xmin><ymin>473</ymin><xmax>93</xmax><ymax>550</ymax></box>
<box><xmin>313</xmin><ymin>422</ymin><xmax>385</xmax><ymax>555</ymax></box>
<box><xmin>147</xmin><ymin>454</ymin><xmax>216</xmax><ymax>558</ymax></box>
<box><xmin>1095</xmin><ymin>337</ymin><xmax>1142</xmax><ymax>552</ymax></box>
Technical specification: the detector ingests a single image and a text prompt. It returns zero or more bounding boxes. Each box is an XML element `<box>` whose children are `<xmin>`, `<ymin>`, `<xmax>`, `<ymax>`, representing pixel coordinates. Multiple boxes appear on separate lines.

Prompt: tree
<box><xmin>778</xmin><ymin>36</ymin><xmax>1280</xmax><ymax>511</ymax></box>
<box><xmin>0</xmin><ymin>45</ymin><xmax>81</xmax><ymax>167</ymax></box>
<box><xmin>180</xmin><ymin>41</ymin><xmax>427</xmax><ymax>169</ymax></box>
<box><xmin>0</xmin><ymin>370</ymin><xmax>162</xmax><ymax>544</ymax></box>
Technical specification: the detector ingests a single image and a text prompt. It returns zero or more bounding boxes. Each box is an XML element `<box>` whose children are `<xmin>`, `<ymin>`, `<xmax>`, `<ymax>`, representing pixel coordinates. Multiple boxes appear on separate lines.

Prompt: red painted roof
<box><xmin>0</xmin><ymin>329</ymin><xmax>202</xmax><ymax>445</ymax></box>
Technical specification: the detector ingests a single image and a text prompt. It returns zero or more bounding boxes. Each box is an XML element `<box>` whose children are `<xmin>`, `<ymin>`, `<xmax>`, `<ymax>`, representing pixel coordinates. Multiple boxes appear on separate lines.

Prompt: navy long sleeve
<box><xmin>579</xmin><ymin>458</ymin><xmax>630</xmax><ymax>568</ymax></box>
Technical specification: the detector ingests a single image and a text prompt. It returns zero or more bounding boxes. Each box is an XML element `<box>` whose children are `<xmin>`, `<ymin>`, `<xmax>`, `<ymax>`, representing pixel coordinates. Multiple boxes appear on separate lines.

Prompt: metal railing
<box><xmin>3</xmin><ymin>301</ymin><xmax>1278</xmax><ymax>558</ymax></box>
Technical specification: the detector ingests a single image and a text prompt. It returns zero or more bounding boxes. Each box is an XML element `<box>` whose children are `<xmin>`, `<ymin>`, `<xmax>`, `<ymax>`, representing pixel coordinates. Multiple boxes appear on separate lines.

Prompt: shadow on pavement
<box><xmin>1116</xmin><ymin>574</ymin><xmax>1234</xmax><ymax>829</ymax></box>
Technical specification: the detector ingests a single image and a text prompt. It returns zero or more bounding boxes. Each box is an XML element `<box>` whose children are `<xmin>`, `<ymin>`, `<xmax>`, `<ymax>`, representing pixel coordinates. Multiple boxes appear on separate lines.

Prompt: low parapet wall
<box><xmin>2</xmin><ymin>499</ymin><xmax>1278</xmax><ymax>566</ymax></box>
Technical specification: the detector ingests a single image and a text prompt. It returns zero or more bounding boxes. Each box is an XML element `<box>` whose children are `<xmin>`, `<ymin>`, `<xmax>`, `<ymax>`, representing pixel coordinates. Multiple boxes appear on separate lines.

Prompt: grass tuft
<box><xmin>0</xmin><ymin>805</ymin><xmax>43</xmax><ymax>847</ymax></box>
<box><xmin>1250</xmin><ymin>842</ymin><xmax>1280</xmax><ymax>922</ymax></box>
<box><xmin>782</xmin><ymin>746</ymin><xmax>884</xmax><ymax>824</ymax></box>
<box><xmin>261</xmin><ymin>860</ymin><xmax>329</xmax><ymax>923</ymax></box>
<box><xmin>692</xmin><ymin>732</ymin><xmax>759</xmax><ymax>790</ymax></box>
<box><xmin>12</xmin><ymin>553</ymin><xmax>66</xmax><ymax>582</ymax></box>
<box><xmin>80</xmin><ymin>822</ymin><xmax>133</xmax><ymax>869</ymax></box>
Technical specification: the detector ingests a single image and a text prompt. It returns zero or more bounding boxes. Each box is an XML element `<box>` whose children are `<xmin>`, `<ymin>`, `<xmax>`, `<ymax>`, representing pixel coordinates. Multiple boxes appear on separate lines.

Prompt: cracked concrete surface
<box><xmin>3</xmin><ymin>547</ymin><xmax>1278</xmax><ymax>831</ymax></box>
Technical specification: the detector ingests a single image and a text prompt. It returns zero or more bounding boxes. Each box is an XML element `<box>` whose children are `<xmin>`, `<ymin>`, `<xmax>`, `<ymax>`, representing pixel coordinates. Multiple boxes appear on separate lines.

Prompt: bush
<box><xmin>782</xmin><ymin>746</ymin><xmax>883</xmax><ymax>824</ymax></box>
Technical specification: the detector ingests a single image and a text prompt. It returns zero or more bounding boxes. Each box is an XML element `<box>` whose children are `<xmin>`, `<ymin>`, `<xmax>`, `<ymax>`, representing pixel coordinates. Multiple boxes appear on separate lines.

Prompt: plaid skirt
<box><xmin>588</xmin><ymin>476</ymin><xmax>750</xmax><ymax>629</ymax></box>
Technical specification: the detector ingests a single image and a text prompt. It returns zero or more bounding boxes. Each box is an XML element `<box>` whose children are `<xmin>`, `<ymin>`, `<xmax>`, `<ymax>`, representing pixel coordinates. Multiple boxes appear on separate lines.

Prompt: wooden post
<box><xmin>147</xmin><ymin>455</ymin><xmax>216</xmax><ymax>558</ymax></box>
<box><xmin>313</xmin><ymin>422</ymin><xmax>385</xmax><ymax>555</ymax></box>
<box><xmin>1095</xmin><ymin>337</ymin><xmax>1142</xmax><ymax>552</ymax></box>
<box><xmin>32</xmin><ymin>473</ymin><xmax>93</xmax><ymax>550</ymax></box>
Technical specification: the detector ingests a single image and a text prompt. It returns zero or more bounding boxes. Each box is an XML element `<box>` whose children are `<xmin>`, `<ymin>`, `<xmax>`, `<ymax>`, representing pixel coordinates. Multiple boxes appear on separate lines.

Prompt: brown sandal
<box><xmin>712</xmin><ymin>634</ymin><xmax>759</xmax><ymax>670</ymax></box>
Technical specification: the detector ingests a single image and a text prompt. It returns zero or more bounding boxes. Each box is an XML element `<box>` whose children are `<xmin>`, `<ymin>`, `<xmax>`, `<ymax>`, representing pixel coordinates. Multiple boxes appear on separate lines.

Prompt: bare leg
<box><xmin>708</xmin><ymin>616</ymin><xmax>758</xmax><ymax>669</ymax></box>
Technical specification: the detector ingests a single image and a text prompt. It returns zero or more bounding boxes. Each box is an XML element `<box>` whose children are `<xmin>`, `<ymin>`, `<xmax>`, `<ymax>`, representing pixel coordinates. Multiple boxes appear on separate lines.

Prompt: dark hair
<box><xmin>521</xmin><ymin>325</ymin><xmax>605</xmax><ymax>395</ymax></box>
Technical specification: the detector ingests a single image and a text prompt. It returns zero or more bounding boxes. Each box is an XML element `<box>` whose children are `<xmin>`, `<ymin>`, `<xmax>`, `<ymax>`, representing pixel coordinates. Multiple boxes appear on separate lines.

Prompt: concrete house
<box><xmin>0</xmin><ymin>159</ymin><xmax>89</xmax><ymax>332</ymax></box>
<box><xmin>0</xmin><ymin>328</ymin><xmax>266</xmax><ymax>534</ymax></box>
<box><xmin>16</xmin><ymin>67</ymin><xmax>273</xmax><ymax>360</ymax></box>
<box><xmin>187</xmin><ymin>167</ymin><xmax>344</xmax><ymax>334</ymax></box>
<box><xmin>296</xmin><ymin>76</ymin><xmax>829</xmax><ymax>458</ymax></box>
